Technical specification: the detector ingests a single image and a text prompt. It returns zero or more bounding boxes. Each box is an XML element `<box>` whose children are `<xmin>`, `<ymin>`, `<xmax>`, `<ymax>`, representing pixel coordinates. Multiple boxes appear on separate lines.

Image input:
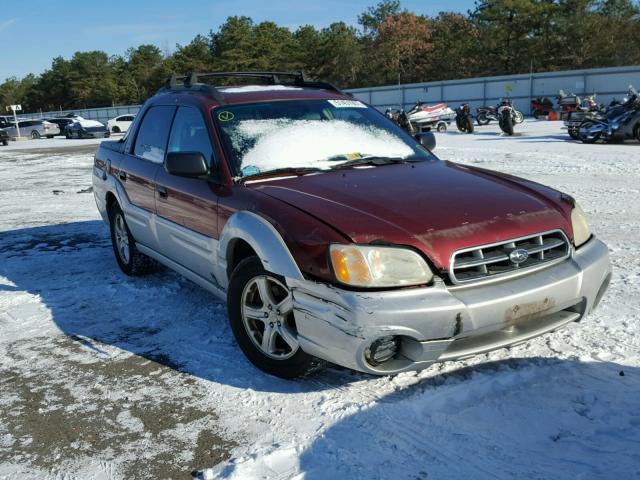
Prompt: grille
<box><xmin>450</xmin><ymin>230</ymin><xmax>571</xmax><ymax>285</ymax></box>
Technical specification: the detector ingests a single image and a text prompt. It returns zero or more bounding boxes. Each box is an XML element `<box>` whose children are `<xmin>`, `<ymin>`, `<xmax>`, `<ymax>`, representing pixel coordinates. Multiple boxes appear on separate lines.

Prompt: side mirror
<box><xmin>415</xmin><ymin>132</ymin><xmax>436</xmax><ymax>151</ymax></box>
<box><xmin>165</xmin><ymin>152</ymin><xmax>209</xmax><ymax>178</ymax></box>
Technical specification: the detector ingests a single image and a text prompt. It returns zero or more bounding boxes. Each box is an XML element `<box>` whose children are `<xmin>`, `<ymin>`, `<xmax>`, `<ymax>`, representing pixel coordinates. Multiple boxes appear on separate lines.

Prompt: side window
<box><xmin>123</xmin><ymin>116</ymin><xmax>134</xmax><ymax>122</ymax></box>
<box><xmin>167</xmin><ymin>106</ymin><xmax>214</xmax><ymax>165</ymax></box>
<box><xmin>134</xmin><ymin>106</ymin><xmax>176</xmax><ymax>164</ymax></box>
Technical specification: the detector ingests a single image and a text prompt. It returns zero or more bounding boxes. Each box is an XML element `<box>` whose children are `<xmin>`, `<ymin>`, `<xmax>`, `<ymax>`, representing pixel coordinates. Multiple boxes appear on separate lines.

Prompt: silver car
<box><xmin>1</xmin><ymin>120</ymin><xmax>60</xmax><ymax>139</ymax></box>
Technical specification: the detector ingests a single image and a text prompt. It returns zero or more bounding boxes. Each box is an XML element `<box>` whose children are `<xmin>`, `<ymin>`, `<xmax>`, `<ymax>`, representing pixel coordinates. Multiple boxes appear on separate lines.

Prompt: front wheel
<box><xmin>465</xmin><ymin>117</ymin><xmax>474</xmax><ymax>133</ymax></box>
<box><xmin>227</xmin><ymin>257</ymin><xmax>322</xmax><ymax>378</ymax></box>
<box><xmin>112</xmin><ymin>126</ymin><xmax>121</xmax><ymax>133</ymax></box>
<box><xmin>2</xmin><ymin>139</ymin><xmax>7</xmax><ymax>146</ymax></box>
<box><xmin>578</xmin><ymin>120</ymin><xmax>601</xmax><ymax>144</ymax></box>
<box><xmin>532</xmin><ymin>109</ymin><xmax>541</xmax><ymax>119</ymax></box>
<box><xmin>634</xmin><ymin>124</ymin><xmax>640</xmax><ymax>142</ymax></box>
<box><xmin>65</xmin><ymin>130</ymin><xmax>72</xmax><ymax>139</ymax></box>
<box><xmin>514</xmin><ymin>110</ymin><xmax>524</xmax><ymax>124</ymax></box>
<box><xmin>31</xmin><ymin>130</ymin><xmax>40</xmax><ymax>139</ymax></box>
<box><xmin>568</xmin><ymin>126</ymin><xmax>580</xmax><ymax>140</ymax></box>
<box><xmin>436</xmin><ymin>122</ymin><xmax>447</xmax><ymax>133</ymax></box>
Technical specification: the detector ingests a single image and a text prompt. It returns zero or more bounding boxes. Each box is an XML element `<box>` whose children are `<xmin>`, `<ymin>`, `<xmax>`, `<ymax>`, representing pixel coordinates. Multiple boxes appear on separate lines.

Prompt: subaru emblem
<box><xmin>509</xmin><ymin>248</ymin><xmax>529</xmax><ymax>264</ymax></box>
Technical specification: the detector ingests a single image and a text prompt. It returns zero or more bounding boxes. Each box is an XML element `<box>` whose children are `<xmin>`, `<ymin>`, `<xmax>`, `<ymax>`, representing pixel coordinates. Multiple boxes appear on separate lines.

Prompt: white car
<box><xmin>107</xmin><ymin>114</ymin><xmax>135</xmax><ymax>133</ymax></box>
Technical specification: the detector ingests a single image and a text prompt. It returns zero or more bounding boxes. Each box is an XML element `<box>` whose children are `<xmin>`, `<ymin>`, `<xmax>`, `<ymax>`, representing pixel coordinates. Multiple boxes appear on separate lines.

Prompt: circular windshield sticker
<box><xmin>218</xmin><ymin>111</ymin><xmax>235</xmax><ymax>121</ymax></box>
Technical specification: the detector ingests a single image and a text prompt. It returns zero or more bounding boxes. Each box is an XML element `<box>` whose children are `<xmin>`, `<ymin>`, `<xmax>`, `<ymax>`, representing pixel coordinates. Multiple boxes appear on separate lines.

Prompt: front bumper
<box><xmin>289</xmin><ymin>236</ymin><xmax>611</xmax><ymax>374</ymax></box>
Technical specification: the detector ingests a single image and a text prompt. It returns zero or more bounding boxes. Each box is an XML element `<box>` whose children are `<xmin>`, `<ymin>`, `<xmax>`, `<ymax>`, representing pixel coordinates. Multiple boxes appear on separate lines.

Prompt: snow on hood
<box><xmin>232</xmin><ymin>119</ymin><xmax>414</xmax><ymax>173</ymax></box>
<box><xmin>220</xmin><ymin>85</ymin><xmax>303</xmax><ymax>93</ymax></box>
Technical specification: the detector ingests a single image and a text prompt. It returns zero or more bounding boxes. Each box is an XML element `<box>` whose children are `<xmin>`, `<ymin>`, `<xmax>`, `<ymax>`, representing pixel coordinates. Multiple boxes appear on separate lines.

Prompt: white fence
<box><xmin>19</xmin><ymin>65</ymin><xmax>640</xmax><ymax>122</ymax></box>
<box><xmin>346</xmin><ymin>65</ymin><xmax>640</xmax><ymax>114</ymax></box>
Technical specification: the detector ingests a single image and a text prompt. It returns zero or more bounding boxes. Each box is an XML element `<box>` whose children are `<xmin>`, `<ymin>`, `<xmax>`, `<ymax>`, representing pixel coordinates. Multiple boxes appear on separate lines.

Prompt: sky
<box><xmin>0</xmin><ymin>0</ymin><xmax>476</xmax><ymax>82</ymax></box>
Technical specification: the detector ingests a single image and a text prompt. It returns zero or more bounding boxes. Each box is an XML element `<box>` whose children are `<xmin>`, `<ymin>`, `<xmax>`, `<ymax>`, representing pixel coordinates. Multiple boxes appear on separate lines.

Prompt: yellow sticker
<box><xmin>218</xmin><ymin>111</ymin><xmax>235</xmax><ymax>121</ymax></box>
<box><xmin>344</xmin><ymin>153</ymin><xmax>363</xmax><ymax>160</ymax></box>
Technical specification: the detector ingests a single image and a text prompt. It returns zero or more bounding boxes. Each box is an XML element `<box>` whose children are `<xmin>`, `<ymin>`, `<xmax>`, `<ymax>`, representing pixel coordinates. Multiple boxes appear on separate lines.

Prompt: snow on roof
<box><xmin>220</xmin><ymin>85</ymin><xmax>303</xmax><ymax>93</ymax></box>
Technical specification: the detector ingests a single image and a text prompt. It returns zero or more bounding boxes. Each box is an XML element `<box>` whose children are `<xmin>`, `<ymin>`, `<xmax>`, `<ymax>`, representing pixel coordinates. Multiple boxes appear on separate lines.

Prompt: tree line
<box><xmin>2</xmin><ymin>0</ymin><xmax>639</xmax><ymax>112</ymax></box>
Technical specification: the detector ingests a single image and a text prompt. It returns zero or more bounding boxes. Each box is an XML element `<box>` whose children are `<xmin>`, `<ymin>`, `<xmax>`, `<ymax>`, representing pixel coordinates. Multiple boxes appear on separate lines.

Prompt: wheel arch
<box><xmin>217</xmin><ymin>211</ymin><xmax>304</xmax><ymax>288</ymax></box>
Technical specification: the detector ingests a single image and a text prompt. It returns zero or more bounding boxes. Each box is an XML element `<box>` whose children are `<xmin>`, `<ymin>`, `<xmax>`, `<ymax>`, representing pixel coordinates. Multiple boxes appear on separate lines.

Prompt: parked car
<box><xmin>2</xmin><ymin>120</ymin><xmax>60</xmax><ymax>139</ymax></box>
<box><xmin>45</xmin><ymin>117</ymin><xmax>76</xmax><ymax>136</ymax></box>
<box><xmin>107</xmin><ymin>114</ymin><xmax>135</xmax><ymax>133</ymax></box>
<box><xmin>65</xmin><ymin>119</ymin><xmax>110</xmax><ymax>139</ymax></box>
<box><xmin>0</xmin><ymin>129</ymin><xmax>9</xmax><ymax>146</ymax></box>
<box><xmin>93</xmin><ymin>71</ymin><xmax>612</xmax><ymax>379</ymax></box>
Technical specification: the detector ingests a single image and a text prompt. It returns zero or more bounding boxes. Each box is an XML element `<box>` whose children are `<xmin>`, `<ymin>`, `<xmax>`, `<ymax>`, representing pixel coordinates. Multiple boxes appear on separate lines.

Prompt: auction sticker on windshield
<box><xmin>327</xmin><ymin>100</ymin><xmax>367</xmax><ymax>108</ymax></box>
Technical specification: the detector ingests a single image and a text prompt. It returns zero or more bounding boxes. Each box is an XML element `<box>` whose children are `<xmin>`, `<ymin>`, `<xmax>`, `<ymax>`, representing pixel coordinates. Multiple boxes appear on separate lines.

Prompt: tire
<box><xmin>227</xmin><ymin>256</ymin><xmax>322</xmax><ymax>379</ymax></box>
<box><xmin>31</xmin><ymin>130</ymin><xmax>40</xmax><ymax>139</ymax></box>
<box><xmin>568</xmin><ymin>127</ymin><xmax>580</xmax><ymax>140</ymax></box>
<box><xmin>112</xmin><ymin>126</ymin><xmax>121</xmax><ymax>133</ymax></box>
<box><xmin>108</xmin><ymin>202</ymin><xmax>154</xmax><ymax>276</ymax></box>
<box><xmin>456</xmin><ymin>118</ymin><xmax>465</xmax><ymax>132</ymax></box>
<box><xmin>465</xmin><ymin>117</ymin><xmax>474</xmax><ymax>133</ymax></box>
<box><xmin>476</xmin><ymin>112</ymin><xmax>490</xmax><ymax>125</ymax></box>
<box><xmin>514</xmin><ymin>110</ymin><xmax>524</xmax><ymax>124</ymax></box>
<box><xmin>634</xmin><ymin>124</ymin><xmax>640</xmax><ymax>142</ymax></box>
<box><xmin>65</xmin><ymin>130</ymin><xmax>72</xmax><ymax>139</ymax></box>
<box><xmin>2</xmin><ymin>140</ymin><xmax>7</xmax><ymax>146</ymax></box>
<box><xmin>578</xmin><ymin>120</ymin><xmax>601</xmax><ymax>144</ymax></box>
<box><xmin>436</xmin><ymin>123</ymin><xmax>447</xmax><ymax>133</ymax></box>
<box><xmin>500</xmin><ymin>114</ymin><xmax>514</xmax><ymax>135</ymax></box>
<box><xmin>532</xmin><ymin>109</ymin><xmax>541</xmax><ymax>119</ymax></box>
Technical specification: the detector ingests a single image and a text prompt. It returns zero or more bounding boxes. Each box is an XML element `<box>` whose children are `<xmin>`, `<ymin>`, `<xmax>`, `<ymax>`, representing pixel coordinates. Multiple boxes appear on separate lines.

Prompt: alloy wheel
<box><xmin>241</xmin><ymin>275</ymin><xmax>298</xmax><ymax>360</ymax></box>
<box><xmin>114</xmin><ymin>213</ymin><xmax>130</xmax><ymax>264</ymax></box>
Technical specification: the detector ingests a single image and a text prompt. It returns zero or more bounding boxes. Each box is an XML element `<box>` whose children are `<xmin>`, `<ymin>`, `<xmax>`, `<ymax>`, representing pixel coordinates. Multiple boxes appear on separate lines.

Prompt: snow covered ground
<box><xmin>0</xmin><ymin>120</ymin><xmax>639</xmax><ymax>479</ymax></box>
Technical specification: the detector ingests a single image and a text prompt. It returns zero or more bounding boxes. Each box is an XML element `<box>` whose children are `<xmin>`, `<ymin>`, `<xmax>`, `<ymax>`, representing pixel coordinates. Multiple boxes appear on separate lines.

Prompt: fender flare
<box><xmin>216</xmin><ymin>211</ymin><xmax>304</xmax><ymax>287</ymax></box>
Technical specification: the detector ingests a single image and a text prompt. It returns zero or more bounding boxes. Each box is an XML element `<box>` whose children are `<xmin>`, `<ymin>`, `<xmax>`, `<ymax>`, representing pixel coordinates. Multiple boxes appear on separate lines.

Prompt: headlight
<box><xmin>329</xmin><ymin>244</ymin><xmax>433</xmax><ymax>288</ymax></box>
<box><xmin>571</xmin><ymin>203</ymin><xmax>591</xmax><ymax>247</ymax></box>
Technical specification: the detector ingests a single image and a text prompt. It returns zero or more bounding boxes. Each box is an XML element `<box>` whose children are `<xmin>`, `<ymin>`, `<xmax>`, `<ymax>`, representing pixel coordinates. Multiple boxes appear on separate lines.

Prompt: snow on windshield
<box><xmin>230</xmin><ymin>119</ymin><xmax>414</xmax><ymax>174</ymax></box>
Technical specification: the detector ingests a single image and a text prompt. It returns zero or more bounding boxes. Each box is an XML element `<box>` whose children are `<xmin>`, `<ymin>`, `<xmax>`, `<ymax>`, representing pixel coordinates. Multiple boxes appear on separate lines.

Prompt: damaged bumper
<box><xmin>289</xmin><ymin>236</ymin><xmax>611</xmax><ymax>375</ymax></box>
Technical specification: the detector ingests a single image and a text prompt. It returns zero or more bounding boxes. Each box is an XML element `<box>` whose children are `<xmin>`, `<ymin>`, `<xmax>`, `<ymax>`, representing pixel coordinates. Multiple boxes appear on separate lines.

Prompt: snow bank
<box><xmin>231</xmin><ymin>119</ymin><xmax>414</xmax><ymax>173</ymax></box>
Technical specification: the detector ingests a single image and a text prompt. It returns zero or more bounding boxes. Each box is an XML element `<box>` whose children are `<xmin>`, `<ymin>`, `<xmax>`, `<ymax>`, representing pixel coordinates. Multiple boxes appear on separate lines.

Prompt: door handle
<box><xmin>157</xmin><ymin>185</ymin><xmax>168</xmax><ymax>198</ymax></box>
<box><xmin>118</xmin><ymin>170</ymin><xmax>127</xmax><ymax>181</ymax></box>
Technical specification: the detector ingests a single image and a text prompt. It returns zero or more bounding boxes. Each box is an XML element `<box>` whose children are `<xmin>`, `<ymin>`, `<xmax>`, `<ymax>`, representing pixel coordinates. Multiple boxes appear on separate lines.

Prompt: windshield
<box><xmin>213</xmin><ymin>99</ymin><xmax>434</xmax><ymax>178</ymax></box>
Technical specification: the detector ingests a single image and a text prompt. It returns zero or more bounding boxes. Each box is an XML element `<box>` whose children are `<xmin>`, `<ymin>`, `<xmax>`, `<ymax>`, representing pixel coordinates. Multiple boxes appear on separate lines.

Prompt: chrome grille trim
<box><xmin>449</xmin><ymin>230</ymin><xmax>571</xmax><ymax>285</ymax></box>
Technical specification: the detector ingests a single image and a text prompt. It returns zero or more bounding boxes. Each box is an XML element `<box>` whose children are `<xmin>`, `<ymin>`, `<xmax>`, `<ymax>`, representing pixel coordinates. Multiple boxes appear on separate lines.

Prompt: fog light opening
<box><xmin>365</xmin><ymin>336</ymin><xmax>400</xmax><ymax>366</ymax></box>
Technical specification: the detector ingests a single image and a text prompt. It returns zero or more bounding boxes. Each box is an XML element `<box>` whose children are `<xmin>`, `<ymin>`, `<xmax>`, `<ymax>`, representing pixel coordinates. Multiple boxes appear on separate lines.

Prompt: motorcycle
<box><xmin>385</xmin><ymin>108</ymin><xmax>416</xmax><ymax>135</ymax></box>
<box><xmin>455</xmin><ymin>103</ymin><xmax>474</xmax><ymax>133</ymax></box>
<box><xmin>477</xmin><ymin>100</ymin><xmax>524</xmax><ymax>125</ymax></box>
<box><xmin>578</xmin><ymin>86</ymin><xmax>640</xmax><ymax>144</ymax></box>
<box><xmin>406</xmin><ymin>101</ymin><xmax>455</xmax><ymax>133</ymax></box>
<box><xmin>498</xmin><ymin>99</ymin><xmax>517</xmax><ymax>135</ymax></box>
<box><xmin>531</xmin><ymin>97</ymin><xmax>554</xmax><ymax>118</ymax></box>
<box><xmin>564</xmin><ymin>94</ymin><xmax>602</xmax><ymax>139</ymax></box>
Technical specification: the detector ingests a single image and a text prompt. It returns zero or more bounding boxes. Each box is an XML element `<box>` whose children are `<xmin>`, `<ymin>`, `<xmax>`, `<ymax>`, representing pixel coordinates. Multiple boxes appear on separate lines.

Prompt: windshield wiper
<box><xmin>236</xmin><ymin>167</ymin><xmax>323</xmax><ymax>183</ymax></box>
<box><xmin>329</xmin><ymin>156</ymin><xmax>418</xmax><ymax>170</ymax></box>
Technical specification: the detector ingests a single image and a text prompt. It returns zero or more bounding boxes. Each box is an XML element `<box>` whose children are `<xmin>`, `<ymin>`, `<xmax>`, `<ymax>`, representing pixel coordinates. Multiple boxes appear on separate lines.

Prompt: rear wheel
<box><xmin>436</xmin><ymin>122</ymin><xmax>447</xmax><ymax>133</ymax></box>
<box><xmin>227</xmin><ymin>257</ymin><xmax>322</xmax><ymax>378</ymax></box>
<box><xmin>31</xmin><ymin>130</ymin><xmax>40</xmax><ymax>139</ymax></box>
<box><xmin>500</xmin><ymin>114</ymin><xmax>514</xmax><ymax>135</ymax></box>
<box><xmin>634</xmin><ymin>124</ymin><xmax>640</xmax><ymax>142</ymax></box>
<box><xmin>108</xmin><ymin>202</ymin><xmax>154</xmax><ymax>276</ymax></box>
<box><xmin>2</xmin><ymin>140</ymin><xmax>7</xmax><ymax>146</ymax></box>
<box><xmin>476</xmin><ymin>112</ymin><xmax>490</xmax><ymax>125</ymax></box>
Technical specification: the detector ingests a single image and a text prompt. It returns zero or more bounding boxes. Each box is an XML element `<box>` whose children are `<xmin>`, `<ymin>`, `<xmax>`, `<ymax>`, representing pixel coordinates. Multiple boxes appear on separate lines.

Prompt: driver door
<box><xmin>154</xmin><ymin>106</ymin><xmax>223</xmax><ymax>282</ymax></box>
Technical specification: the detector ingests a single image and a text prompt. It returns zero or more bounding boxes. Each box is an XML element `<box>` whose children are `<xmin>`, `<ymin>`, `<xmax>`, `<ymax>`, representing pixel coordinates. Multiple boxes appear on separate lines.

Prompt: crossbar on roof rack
<box><xmin>158</xmin><ymin>71</ymin><xmax>345</xmax><ymax>103</ymax></box>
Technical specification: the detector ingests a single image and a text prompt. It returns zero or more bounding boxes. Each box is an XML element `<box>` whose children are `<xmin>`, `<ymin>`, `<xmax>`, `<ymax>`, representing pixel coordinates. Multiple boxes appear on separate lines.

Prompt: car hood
<box><xmin>251</xmin><ymin>160</ymin><xmax>573</xmax><ymax>271</ymax></box>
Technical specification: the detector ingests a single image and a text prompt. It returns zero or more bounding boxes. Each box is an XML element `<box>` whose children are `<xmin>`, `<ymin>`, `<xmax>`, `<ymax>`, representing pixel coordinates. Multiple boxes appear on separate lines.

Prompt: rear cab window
<box><xmin>133</xmin><ymin>106</ymin><xmax>176</xmax><ymax>163</ymax></box>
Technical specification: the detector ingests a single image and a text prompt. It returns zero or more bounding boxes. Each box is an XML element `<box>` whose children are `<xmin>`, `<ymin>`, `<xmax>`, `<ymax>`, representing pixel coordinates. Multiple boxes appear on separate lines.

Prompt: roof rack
<box><xmin>157</xmin><ymin>71</ymin><xmax>346</xmax><ymax>104</ymax></box>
